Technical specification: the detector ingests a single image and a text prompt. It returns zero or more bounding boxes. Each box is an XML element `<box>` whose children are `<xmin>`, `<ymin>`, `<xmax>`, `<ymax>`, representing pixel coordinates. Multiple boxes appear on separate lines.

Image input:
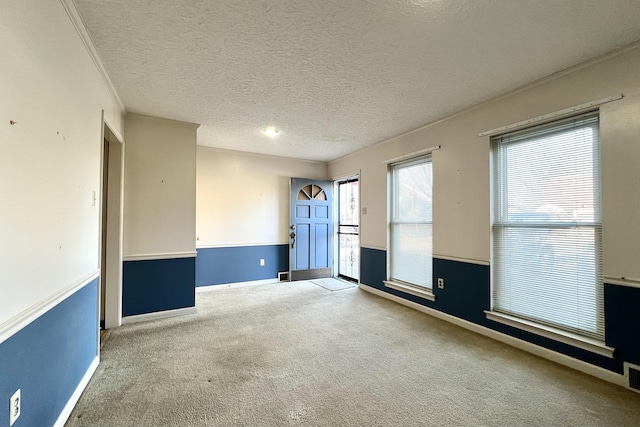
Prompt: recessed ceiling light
<box><xmin>262</xmin><ymin>127</ymin><xmax>280</xmax><ymax>138</ymax></box>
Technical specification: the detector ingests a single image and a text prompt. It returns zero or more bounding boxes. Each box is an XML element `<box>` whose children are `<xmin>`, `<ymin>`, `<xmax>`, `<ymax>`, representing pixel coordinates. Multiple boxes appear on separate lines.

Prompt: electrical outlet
<box><xmin>437</xmin><ymin>278</ymin><xmax>444</xmax><ymax>289</ymax></box>
<box><xmin>260</xmin><ymin>259</ymin><xmax>265</xmax><ymax>266</ymax></box>
<box><xmin>10</xmin><ymin>389</ymin><xmax>20</xmax><ymax>426</ymax></box>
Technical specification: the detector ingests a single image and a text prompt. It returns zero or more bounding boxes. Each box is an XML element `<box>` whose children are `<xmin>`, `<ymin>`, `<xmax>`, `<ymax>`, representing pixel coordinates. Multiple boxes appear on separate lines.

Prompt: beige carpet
<box><xmin>66</xmin><ymin>281</ymin><xmax>640</xmax><ymax>426</ymax></box>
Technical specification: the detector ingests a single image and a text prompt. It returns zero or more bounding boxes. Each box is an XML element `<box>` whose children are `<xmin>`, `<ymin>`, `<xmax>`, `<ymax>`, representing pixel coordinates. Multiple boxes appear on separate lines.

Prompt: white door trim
<box><xmin>101</xmin><ymin>115</ymin><xmax>125</xmax><ymax>330</ymax></box>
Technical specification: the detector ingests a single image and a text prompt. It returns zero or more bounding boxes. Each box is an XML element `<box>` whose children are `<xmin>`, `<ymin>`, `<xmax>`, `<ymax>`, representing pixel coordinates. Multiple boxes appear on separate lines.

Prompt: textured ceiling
<box><xmin>73</xmin><ymin>0</ymin><xmax>640</xmax><ymax>162</ymax></box>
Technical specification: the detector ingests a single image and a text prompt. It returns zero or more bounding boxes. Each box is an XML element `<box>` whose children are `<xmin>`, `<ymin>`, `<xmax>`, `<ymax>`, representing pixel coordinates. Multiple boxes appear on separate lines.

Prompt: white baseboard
<box><xmin>122</xmin><ymin>306</ymin><xmax>197</xmax><ymax>325</ymax></box>
<box><xmin>53</xmin><ymin>356</ymin><xmax>99</xmax><ymax>427</ymax></box>
<box><xmin>358</xmin><ymin>283</ymin><xmax>626</xmax><ymax>388</ymax></box>
<box><xmin>196</xmin><ymin>278</ymin><xmax>278</xmax><ymax>292</ymax></box>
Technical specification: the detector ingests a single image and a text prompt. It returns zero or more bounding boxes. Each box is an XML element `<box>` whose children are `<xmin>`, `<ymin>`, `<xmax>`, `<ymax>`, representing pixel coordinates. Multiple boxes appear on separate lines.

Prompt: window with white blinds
<box><xmin>389</xmin><ymin>156</ymin><xmax>433</xmax><ymax>289</ymax></box>
<box><xmin>491</xmin><ymin>112</ymin><xmax>604</xmax><ymax>341</ymax></box>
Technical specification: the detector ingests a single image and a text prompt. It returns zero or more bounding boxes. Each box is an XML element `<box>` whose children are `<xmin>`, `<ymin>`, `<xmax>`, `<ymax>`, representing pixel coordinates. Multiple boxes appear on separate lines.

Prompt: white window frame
<box><xmin>486</xmin><ymin>111</ymin><xmax>613</xmax><ymax>358</ymax></box>
<box><xmin>384</xmin><ymin>155</ymin><xmax>435</xmax><ymax>301</ymax></box>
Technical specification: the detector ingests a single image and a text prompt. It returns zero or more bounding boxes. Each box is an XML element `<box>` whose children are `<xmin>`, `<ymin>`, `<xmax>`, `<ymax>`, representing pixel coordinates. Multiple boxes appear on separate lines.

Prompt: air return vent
<box><xmin>624</xmin><ymin>362</ymin><xmax>640</xmax><ymax>393</ymax></box>
<box><xmin>278</xmin><ymin>272</ymin><xmax>289</xmax><ymax>282</ymax></box>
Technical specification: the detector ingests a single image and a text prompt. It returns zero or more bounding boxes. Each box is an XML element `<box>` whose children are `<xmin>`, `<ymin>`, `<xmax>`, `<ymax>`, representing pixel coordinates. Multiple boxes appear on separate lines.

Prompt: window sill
<box><xmin>484</xmin><ymin>311</ymin><xmax>614</xmax><ymax>359</ymax></box>
<box><xmin>384</xmin><ymin>281</ymin><xmax>435</xmax><ymax>301</ymax></box>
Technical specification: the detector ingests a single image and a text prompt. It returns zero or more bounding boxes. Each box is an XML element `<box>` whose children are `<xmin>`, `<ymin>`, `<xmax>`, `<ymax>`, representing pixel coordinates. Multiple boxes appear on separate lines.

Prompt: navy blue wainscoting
<box><xmin>605</xmin><ymin>283</ymin><xmax>640</xmax><ymax>367</ymax></box>
<box><xmin>432</xmin><ymin>258</ymin><xmax>619</xmax><ymax>372</ymax></box>
<box><xmin>360</xmin><ymin>252</ymin><xmax>630</xmax><ymax>374</ymax></box>
<box><xmin>196</xmin><ymin>245</ymin><xmax>288</xmax><ymax>287</ymax></box>
<box><xmin>360</xmin><ymin>247</ymin><xmax>387</xmax><ymax>289</ymax></box>
<box><xmin>432</xmin><ymin>258</ymin><xmax>490</xmax><ymax>325</ymax></box>
<box><xmin>360</xmin><ymin>251</ymin><xmax>491</xmax><ymax>326</ymax></box>
<box><xmin>0</xmin><ymin>278</ymin><xmax>98</xmax><ymax>426</ymax></box>
<box><xmin>123</xmin><ymin>257</ymin><xmax>195</xmax><ymax>316</ymax></box>
<box><xmin>488</xmin><ymin>316</ymin><xmax>621</xmax><ymax>372</ymax></box>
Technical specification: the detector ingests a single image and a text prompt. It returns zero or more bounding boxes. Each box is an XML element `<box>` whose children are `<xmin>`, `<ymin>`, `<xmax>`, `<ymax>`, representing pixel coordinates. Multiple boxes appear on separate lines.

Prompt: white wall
<box><xmin>0</xmin><ymin>0</ymin><xmax>124</xmax><ymax>327</ymax></box>
<box><xmin>329</xmin><ymin>45</ymin><xmax>640</xmax><ymax>280</ymax></box>
<box><xmin>123</xmin><ymin>114</ymin><xmax>198</xmax><ymax>258</ymax></box>
<box><xmin>197</xmin><ymin>147</ymin><xmax>327</xmax><ymax>247</ymax></box>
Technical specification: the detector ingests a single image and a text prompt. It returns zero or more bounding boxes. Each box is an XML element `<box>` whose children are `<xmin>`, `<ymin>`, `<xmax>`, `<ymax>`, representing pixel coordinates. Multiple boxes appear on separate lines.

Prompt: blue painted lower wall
<box><xmin>360</xmin><ymin>246</ymin><xmax>640</xmax><ymax>375</ymax></box>
<box><xmin>604</xmin><ymin>284</ymin><xmax>640</xmax><ymax>367</ymax></box>
<box><xmin>123</xmin><ymin>257</ymin><xmax>195</xmax><ymax>317</ymax></box>
<box><xmin>0</xmin><ymin>278</ymin><xmax>98</xmax><ymax>427</ymax></box>
<box><xmin>196</xmin><ymin>245</ymin><xmax>289</xmax><ymax>287</ymax></box>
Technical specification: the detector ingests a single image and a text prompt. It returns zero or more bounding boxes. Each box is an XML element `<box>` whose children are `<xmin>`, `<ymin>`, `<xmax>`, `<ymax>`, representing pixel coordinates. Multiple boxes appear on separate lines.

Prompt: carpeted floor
<box><xmin>67</xmin><ymin>281</ymin><xmax>640</xmax><ymax>426</ymax></box>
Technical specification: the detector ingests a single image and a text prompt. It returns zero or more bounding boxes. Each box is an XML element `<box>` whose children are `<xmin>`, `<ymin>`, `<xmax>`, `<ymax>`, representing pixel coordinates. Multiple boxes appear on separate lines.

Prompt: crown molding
<box><xmin>60</xmin><ymin>0</ymin><xmax>126</xmax><ymax>114</ymax></box>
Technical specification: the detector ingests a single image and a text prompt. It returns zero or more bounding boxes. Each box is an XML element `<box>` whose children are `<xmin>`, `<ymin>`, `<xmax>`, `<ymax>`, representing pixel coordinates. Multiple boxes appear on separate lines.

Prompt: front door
<box><xmin>290</xmin><ymin>178</ymin><xmax>333</xmax><ymax>281</ymax></box>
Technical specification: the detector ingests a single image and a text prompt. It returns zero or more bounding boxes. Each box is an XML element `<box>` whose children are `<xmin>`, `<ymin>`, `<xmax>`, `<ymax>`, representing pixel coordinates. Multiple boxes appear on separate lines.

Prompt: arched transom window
<box><xmin>297</xmin><ymin>184</ymin><xmax>327</xmax><ymax>201</ymax></box>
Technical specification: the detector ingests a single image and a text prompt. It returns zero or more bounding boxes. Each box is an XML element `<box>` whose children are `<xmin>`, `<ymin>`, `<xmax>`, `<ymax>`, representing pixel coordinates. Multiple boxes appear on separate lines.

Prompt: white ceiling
<box><xmin>73</xmin><ymin>0</ymin><xmax>640</xmax><ymax>162</ymax></box>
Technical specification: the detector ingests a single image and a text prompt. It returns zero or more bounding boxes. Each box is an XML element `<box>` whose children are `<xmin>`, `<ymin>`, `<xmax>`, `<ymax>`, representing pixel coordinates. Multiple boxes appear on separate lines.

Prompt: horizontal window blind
<box><xmin>492</xmin><ymin>112</ymin><xmax>604</xmax><ymax>340</ymax></box>
<box><xmin>389</xmin><ymin>157</ymin><xmax>433</xmax><ymax>289</ymax></box>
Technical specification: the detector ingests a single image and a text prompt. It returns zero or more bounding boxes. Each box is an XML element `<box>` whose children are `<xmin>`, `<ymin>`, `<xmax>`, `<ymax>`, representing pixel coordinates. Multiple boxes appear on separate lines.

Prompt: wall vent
<box><xmin>623</xmin><ymin>362</ymin><xmax>640</xmax><ymax>393</ymax></box>
<box><xmin>278</xmin><ymin>272</ymin><xmax>289</xmax><ymax>282</ymax></box>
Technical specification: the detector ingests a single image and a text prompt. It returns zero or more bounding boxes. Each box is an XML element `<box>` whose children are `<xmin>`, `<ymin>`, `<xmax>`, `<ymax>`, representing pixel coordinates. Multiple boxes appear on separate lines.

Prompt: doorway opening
<box><xmin>337</xmin><ymin>177</ymin><xmax>359</xmax><ymax>283</ymax></box>
<box><xmin>100</xmin><ymin>118</ymin><xmax>124</xmax><ymax>332</ymax></box>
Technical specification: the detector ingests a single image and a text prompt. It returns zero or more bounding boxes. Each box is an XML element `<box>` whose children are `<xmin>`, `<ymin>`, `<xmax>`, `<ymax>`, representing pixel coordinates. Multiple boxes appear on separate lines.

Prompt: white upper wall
<box><xmin>0</xmin><ymin>0</ymin><xmax>124</xmax><ymax>326</ymax></box>
<box><xmin>123</xmin><ymin>114</ymin><xmax>198</xmax><ymax>258</ymax></box>
<box><xmin>329</xmin><ymin>45</ymin><xmax>640</xmax><ymax>280</ymax></box>
<box><xmin>197</xmin><ymin>147</ymin><xmax>327</xmax><ymax>247</ymax></box>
